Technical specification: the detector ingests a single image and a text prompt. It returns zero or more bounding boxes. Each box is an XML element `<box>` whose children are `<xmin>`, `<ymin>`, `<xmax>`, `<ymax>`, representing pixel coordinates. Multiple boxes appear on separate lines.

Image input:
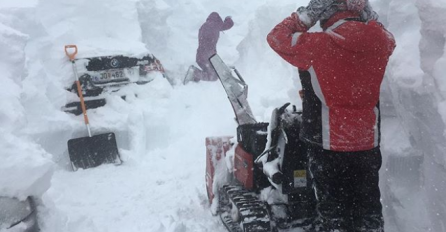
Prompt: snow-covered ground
<box><xmin>1</xmin><ymin>0</ymin><xmax>445</xmax><ymax>231</ymax></box>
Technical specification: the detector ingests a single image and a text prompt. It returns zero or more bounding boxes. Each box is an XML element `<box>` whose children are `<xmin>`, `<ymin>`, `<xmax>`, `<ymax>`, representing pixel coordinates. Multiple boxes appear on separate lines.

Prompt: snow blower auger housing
<box><xmin>63</xmin><ymin>54</ymin><xmax>167</xmax><ymax>115</ymax></box>
<box><xmin>205</xmin><ymin>55</ymin><xmax>316</xmax><ymax>232</ymax></box>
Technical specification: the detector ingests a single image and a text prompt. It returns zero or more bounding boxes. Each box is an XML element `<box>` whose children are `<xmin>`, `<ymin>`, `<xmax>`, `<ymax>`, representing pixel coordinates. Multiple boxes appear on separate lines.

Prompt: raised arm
<box><xmin>266</xmin><ymin>12</ymin><xmax>315</xmax><ymax>70</ymax></box>
<box><xmin>220</xmin><ymin>16</ymin><xmax>234</xmax><ymax>31</ymax></box>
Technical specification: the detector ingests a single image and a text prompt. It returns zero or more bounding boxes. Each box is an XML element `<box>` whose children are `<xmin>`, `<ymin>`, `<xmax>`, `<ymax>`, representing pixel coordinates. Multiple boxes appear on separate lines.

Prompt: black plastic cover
<box><xmin>236</xmin><ymin>122</ymin><xmax>269</xmax><ymax>158</ymax></box>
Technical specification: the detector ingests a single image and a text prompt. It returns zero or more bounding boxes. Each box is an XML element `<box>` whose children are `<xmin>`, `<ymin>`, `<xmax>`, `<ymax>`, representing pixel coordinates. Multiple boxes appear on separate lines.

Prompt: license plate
<box><xmin>91</xmin><ymin>69</ymin><xmax>129</xmax><ymax>83</ymax></box>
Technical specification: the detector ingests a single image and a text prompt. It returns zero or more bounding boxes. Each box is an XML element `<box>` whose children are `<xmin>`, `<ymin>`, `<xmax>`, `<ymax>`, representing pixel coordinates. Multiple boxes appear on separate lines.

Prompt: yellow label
<box><xmin>294</xmin><ymin>170</ymin><xmax>306</xmax><ymax>178</ymax></box>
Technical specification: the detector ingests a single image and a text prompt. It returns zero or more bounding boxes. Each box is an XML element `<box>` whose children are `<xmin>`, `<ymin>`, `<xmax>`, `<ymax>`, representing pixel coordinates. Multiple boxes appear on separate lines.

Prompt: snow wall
<box><xmin>0</xmin><ymin>9</ymin><xmax>53</xmax><ymax>201</ymax></box>
<box><xmin>374</xmin><ymin>0</ymin><xmax>446</xmax><ymax>231</ymax></box>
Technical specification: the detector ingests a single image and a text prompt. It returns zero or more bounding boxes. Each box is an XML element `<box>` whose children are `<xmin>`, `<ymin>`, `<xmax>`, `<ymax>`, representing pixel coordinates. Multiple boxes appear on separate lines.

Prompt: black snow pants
<box><xmin>307</xmin><ymin>144</ymin><xmax>384</xmax><ymax>232</ymax></box>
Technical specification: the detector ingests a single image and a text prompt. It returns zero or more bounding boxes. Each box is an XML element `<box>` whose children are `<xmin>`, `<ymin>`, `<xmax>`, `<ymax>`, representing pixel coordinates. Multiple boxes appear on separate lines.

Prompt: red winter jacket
<box><xmin>267</xmin><ymin>11</ymin><xmax>395</xmax><ymax>151</ymax></box>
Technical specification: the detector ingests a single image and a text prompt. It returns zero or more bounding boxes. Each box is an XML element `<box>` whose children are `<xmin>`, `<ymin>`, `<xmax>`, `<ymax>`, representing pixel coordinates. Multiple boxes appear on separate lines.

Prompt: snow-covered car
<box><xmin>0</xmin><ymin>197</ymin><xmax>38</xmax><ymax>232</ymax></box>
<box><xmin>62</xmin><ymin>53</ymin><xmax>168</xmax><ymax>115</ymax></box>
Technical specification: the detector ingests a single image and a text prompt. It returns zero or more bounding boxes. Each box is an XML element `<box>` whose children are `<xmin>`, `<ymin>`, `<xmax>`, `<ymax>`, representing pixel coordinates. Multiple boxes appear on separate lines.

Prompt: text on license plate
<box><xmin>93</xmin><ymin>70</ymin><xmax>127</xmax><ymax>82</ymax></box>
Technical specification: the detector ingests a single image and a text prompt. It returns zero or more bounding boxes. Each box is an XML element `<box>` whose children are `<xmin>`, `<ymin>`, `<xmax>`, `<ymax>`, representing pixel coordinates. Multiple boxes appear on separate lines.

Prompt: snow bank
<box><xmin>0</xmin><ymin>133</ymin><xmax>54</xmax><ymax>200</ymax></box>
<box><xmin>0</xmin><ymin>0</ymin><xmax>38</xmax><ymax>8</ymax></box>
<box><xmin>0</xmin><ymin>19</ymin><xmax>54</xmax><ymax>200</ymax></box>
<box><xmin>37</xmin><ymin>0</ymin><xmax>147</xmax><ymax>58</ymax></box>
<box><xmin>374</xmin><ymin>0</ymin><xmax>446</xmax><ymax>230</ymax></box>
<box><xmin>385</xmin><ymin>0</ymin><xmax>423</xmax><ymax>89</ymax></box>
<box><xmin>0</xmin><ymin>21</ymin><xmax>27</xmax><ymax>131</ymax></box>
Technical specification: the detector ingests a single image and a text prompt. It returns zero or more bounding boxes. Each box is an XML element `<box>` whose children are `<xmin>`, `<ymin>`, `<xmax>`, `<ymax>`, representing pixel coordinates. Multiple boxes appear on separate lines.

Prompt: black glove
<box><xmin>296</xmin><ymin>0</ymin><xmax>377</xmax><ymax>28</ymax></box>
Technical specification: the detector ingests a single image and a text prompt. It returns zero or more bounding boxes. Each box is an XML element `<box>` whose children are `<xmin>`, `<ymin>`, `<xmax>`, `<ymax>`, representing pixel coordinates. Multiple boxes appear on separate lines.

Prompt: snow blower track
<box><xmin>219</xmin><ymin>185</ymin><xmax>271</xmax><ymax>232</ymax></box>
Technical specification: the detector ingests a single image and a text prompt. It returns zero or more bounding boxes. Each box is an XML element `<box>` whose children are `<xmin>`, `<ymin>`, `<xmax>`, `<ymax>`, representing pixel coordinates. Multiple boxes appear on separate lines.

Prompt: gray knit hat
<box><xmin>297</xmin><ymin>0</ymin><xmax>378</xmax><ymax>28</ymax></box>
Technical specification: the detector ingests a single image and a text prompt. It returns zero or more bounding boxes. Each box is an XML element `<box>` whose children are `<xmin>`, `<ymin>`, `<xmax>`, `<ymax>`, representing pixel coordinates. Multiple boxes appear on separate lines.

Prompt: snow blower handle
<box><xmin>65</xmin><ymin>45</ymin><xmax>92</xmax><ymax>137</ymax></box>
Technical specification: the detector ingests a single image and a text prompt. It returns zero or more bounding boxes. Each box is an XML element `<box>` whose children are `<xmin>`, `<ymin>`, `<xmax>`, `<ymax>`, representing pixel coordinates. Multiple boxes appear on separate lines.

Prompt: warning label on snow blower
<box><xmin>294</xmin><ymin>170</ymin><xmax>307</xmax><ymax>187</ymax></box>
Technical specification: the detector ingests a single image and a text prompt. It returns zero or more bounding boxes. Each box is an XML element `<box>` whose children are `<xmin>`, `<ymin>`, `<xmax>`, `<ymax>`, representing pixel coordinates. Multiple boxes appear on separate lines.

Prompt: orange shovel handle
<box><xmin>75</xmin><ymin>80</ymin><xmax>90</xmax><ymax>125</ymax></box>
<box><xmin>65</xmin><ymin>45</ymin><xmax>78</xmax><ymax>61</ymax></box>
<box><xmin>64</xmin><ymin>45</ymin><xmax>92</xmax><ymax>136</ymax></box>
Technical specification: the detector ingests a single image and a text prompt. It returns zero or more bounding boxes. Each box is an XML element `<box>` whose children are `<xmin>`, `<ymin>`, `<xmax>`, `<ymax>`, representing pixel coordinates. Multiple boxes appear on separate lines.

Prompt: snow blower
<box><xmin>65</xmin><ymin>45</ymin><xmax>123</xmax><ymax>171</ymax></box>
<box><xmin>205</xmin><ymin>54</ymin><xmax>316</xmax><ymax>232</ymax></box>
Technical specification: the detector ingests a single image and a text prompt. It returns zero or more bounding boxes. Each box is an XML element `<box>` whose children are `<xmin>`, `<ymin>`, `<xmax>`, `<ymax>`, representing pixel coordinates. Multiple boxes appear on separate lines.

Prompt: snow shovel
<box><xmin>65</xmin><ymin>45</ymin><xmax>122</xmax><ymax>171</ymax></box>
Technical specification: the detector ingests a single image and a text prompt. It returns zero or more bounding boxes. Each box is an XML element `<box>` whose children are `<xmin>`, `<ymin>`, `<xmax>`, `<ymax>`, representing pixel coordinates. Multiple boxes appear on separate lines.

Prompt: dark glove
<box><xmin>222</xmin><ymin>16</ymin><xmax>234</xmax><ymax>30</ymax></box>
<box><xmin>360</xmin><ymin>1</ymin><xmax>379</xmax><ymax>22</ymax></box>
<box><xmin>296</xmin><ymin>0</ymin><xmax>338</xmax><ymax>28</ymax></box>
<box><xmin>343</xmin><ymin>0</ymin><xmax>367</xmax><ymax>11</ymax></box>
<box><xmin>296</xmin><ymin>0</ymin><xmax>374</xmax><ymax>28</ymax></box>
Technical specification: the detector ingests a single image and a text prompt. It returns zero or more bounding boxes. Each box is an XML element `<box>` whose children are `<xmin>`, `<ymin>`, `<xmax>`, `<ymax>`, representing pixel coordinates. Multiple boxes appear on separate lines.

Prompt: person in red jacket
<box><xmin>267</xmin><ymin>0</ymin><xmax>395</xmax><ymax>231</ymax></box>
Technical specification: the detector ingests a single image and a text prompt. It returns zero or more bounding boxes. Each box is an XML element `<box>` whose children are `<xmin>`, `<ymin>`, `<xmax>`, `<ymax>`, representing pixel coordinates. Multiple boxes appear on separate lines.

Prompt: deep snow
<box><xmin>1</xmin><ymin>0</ymin><xmax>445</xmax><ymax>231</ymax></box>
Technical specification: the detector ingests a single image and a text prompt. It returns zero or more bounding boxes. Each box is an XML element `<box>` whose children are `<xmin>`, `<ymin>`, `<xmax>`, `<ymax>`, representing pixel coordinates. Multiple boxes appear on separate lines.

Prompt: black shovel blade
<box><xmin>67</xmin><ymin>132</ymin><xmax>122</xmax><ymax>170</ymax></box>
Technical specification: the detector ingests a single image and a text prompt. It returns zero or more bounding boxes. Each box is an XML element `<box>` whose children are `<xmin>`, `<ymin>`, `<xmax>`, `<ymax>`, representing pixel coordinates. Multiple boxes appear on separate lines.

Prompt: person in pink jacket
<box><xmin>184</xmin><ymin>12</ymin><xmax>234</xmax><ymax>84</ymax></box>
